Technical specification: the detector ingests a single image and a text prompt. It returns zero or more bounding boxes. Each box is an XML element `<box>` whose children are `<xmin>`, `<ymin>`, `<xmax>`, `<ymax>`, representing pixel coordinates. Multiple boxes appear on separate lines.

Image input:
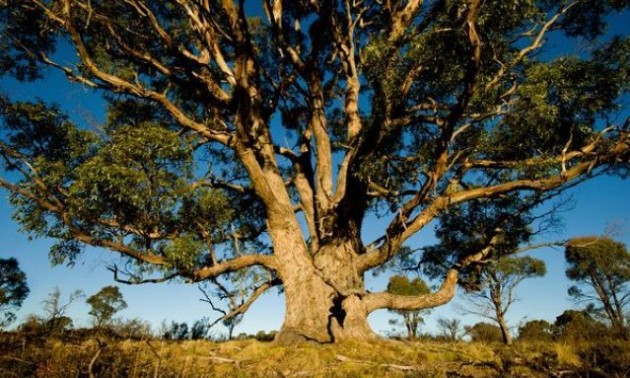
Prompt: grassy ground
<box><xmin>0</xmin><ymin>335</ymin><xmax>628</xmax><ymax>377</ymax></box>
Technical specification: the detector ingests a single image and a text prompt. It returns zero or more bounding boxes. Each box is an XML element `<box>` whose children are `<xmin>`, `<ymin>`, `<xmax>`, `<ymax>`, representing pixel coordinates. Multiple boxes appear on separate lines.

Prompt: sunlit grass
<box><xmin>1</xmin><ymin>334</ymin><xmax>628</xmax><ymax>377</ymax></box>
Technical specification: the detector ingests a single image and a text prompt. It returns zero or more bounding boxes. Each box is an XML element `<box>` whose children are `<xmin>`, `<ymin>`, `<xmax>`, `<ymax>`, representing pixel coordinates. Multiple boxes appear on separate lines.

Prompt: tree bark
<box><xmin>496</xmin><ymin>315</ymin><xmax>512</xmax><ymax>345</ymax></box>
<box><xmin>275</xmin><ymin>273</ymin><xmax>377</xmax><ymax>344</ymax></box>
<box><xmin>272</xmin><ymin>238</ymin><xmax>377</xmax><ymax>344</ymax></box>
<box><xmin>491</xmin><ymin>290</ymin><xmax>512</xmax><ymax>345</ymax></box>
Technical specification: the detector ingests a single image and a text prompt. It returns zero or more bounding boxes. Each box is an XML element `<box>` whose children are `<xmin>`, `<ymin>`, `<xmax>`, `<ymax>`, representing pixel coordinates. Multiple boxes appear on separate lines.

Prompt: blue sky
<box><xmin>1</xmin><ymin>5</ymin><xmax>629</xmax><ymax>338</ymax></box>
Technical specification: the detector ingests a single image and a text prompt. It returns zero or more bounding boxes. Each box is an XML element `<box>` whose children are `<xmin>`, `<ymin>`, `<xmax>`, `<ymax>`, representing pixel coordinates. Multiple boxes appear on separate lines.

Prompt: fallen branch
<box><xmin>198</xmin><ymin>352</ymin><xmax>241</xmax><ymax>367</ymax></box>
<box><xmin>88</xmin><ymin>339</ymin><xmax>106</xmax><ymax>378</ymax></box>
<box><xmin>335</xmin><ymin>354</ymin><xmax>418</xmax><ymax>371</ymax></box>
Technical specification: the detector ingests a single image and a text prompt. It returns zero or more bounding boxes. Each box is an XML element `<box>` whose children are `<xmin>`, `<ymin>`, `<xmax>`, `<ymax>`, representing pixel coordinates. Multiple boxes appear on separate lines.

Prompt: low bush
<box><xmin>578</xmin><ymin>338</ymin><xmax>630</xmax><ymax>378</ymax></box>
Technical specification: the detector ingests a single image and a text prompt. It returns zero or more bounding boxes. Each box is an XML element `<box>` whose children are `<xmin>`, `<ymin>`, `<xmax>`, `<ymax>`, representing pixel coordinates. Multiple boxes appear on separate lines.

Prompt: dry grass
<box><xmin>1</xmin><ymin>335</ymin><xmax>628</xmax><ymax>378</ymax></box>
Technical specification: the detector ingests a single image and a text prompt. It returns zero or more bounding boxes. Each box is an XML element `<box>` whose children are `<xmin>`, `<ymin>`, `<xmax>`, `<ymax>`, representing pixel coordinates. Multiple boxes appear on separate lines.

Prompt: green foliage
<box><xmin>190</xmin><ymin>318</ymin><xmax>211</xmax><ymax>340</ymax></box>
<box><xmin>554</xmin><ymin>310</ymin><xmax>608</xmax><ymax>342</ymax></box>
<box><xmin>86</xmin><ymin>286</ymin><xmax>127</xmax><ymax>328</ymax></box>
<box><xmin>0</xmin><ymin>2</ymin><xmax>57</xmax><ymax>80</ymax></box>
<box><xmin>465</xmin><ymin>322</ymin><xmax>503</xmax><ymax>343</ymax></box>
<box><xmin>387</xmin><ymin>275</ymin><xmax>430</xmax><ymax>297</ymax></box>
<box><xmin>0</xmin><ymin>257</ymin><xmax>29</xmax><ymax>327</ymax></box>
<box><xmin>565</xmin><ymin>237</ymin><xmax>630</xmax><ymax>333</ymax></box>
<box><xmin>69</xmin><ymin>122</ymin><xmax>192</xmax><ymax>223</ymax></box>
<box><xmin>162</xmin><ymin>321</ymin><xmax>189</xmax><ymax>341</ymax></box>
<box><xmin>493</xmin><ymin>256</ymin><xmax>547</xmax><ymax>283</ymax></box>
<box><xmin>578</xmin><ymin>338</ymin><xmax>630</xmax><ymax>378</ymax></box>
<box><xmin>518</xmin><ymin>320</ymin><xmax>554</xmax><ymax>342</ymax></box>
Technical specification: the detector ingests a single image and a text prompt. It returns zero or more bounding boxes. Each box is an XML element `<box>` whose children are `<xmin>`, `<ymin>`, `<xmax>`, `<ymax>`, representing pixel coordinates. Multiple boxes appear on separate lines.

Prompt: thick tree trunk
<box><xmin>273</xmin><ymin>239</ymin><xmax>377</xmax><ymax>344</ymax></box>
<box><xmin>276</xmin><ymin>275</ymin><xmax>376</xmax><ymax>344</ymax></box>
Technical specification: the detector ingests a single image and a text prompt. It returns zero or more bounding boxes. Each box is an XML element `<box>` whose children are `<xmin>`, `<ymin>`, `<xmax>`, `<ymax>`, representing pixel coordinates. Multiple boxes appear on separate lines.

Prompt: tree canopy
<box><xmin>0</xmin><ymin>257</ymin><xmax>29</xmax><ymax>328</ymax></box>
<box><xmin>86</xmin><ymin>285</ymin><xmax>128</xmax><ymax>328</ymax></box>
<box><xmin>0</xmin><ymin>0</ymin><xmax>629</xmax><ymax>343</ymax></box>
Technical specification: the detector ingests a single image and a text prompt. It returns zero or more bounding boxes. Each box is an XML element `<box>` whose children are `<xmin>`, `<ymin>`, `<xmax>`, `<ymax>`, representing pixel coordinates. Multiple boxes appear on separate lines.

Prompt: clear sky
<box><xmin>1</xmin><ymin>6</ymin><xmax>629</xmax><ymax>339</ymax></box>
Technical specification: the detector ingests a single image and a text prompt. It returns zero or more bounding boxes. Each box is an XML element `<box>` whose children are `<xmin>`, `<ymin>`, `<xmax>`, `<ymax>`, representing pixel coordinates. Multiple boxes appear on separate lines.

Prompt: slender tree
<box><xmin>413</xmin><ymin>189</ymin><xmax>551</xmax><ymax>345</ymax></box>
<box><xmin>386</xmin><ymin>275</ymin><xmax>430</xmax><ymax>340</ymax></box>
<box><xmin>0</xmin><ymin>258</ymin><xmax>29</xmax><ymax>328</ymax></box>
<box><xmin>1</xmin><ymin>1</ymin><xmax>629</xmax><ymax>343</ymax></box>
<box><xmin>86</xmin><ymin>285</ymin><xmax>128</xmax><ymax>328</ymax></box>
<box><xmin>41</xmin><ymin>287</ymin><xmax>83</xmax><ymax>334</ymax></box>
<box><xmin>565</xmin><ymin>236</ymin><xmax>630</xmax><ymax>335</ymax></box>
<box><xmin>460</xmin><ymin>256</ymin><xmax>546</xmax><ymax>345</ymax></box>
<box><xmin>437</xmin><ymin>317</ymin><xmax>463</xmax><ymax>341</ymax></box>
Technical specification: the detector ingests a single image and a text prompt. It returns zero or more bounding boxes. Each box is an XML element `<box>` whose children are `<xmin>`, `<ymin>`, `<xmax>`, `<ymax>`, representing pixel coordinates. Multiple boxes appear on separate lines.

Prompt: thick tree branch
<box><xmin>192</xmin><ymin>254</ymin><xmax>277</xmax><ymax>281</ymax></box>
<box><xmin>365</xmin><ymin>269</ymin><xmax>458</xmax><ymax>313</ymax></box>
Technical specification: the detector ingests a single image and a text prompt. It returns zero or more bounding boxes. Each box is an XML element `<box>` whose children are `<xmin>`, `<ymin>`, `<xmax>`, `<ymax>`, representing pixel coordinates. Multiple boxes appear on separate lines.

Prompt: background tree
<box><xmin>1</xmin><ymin>0</ymin><xmax>629</xmax><ymax>343</ymax></box>
<box><xmin>386</xmin><ymin>275</ymin><xmax>430</xmax><ymax>340</ymax></box>
<box><xmin>41</xmin><ymin>287</ymin><xmax>83</xmax><ymax>334</ymax></box>
<box><xmin>190</xmin><ymin>318</ymin><xmax>212</xmax><ymax>340</ymax></box>
<box><xmin>0</xmin><ymin>257</ymin><xmax>29</xmax><ymax>328</ymax></box>
<box><xmin>412</xmin><ymin>188</ymin><xmax>553</xmax><ymax>345</ymax></box>
<box><xmin>437</xmin><ymin>317</ymin><xmax>464</xmax><ymax>341</ymax></box>
<box><xmin>465</xmin><ymin>322</ymin><xmax>503</xmax><ymax>343</ymax></box>
<box><xmin>565</xmin><ymin>237</ymin><xmax>630</xmax><ymax>336</ymax></box>
<box><xmin>162</xmin><ymin>321</ymin><xmax>190</xmax><ymax>341</ymax></box>
<box><xmin>86</xmin><ymin>285</ymin><xmax>128</xmax><ymax>328</ymax></box>
<box><xmin>460</xmin><ymin>256</ymin><xmax>546</xmax><ymax>345</ymax></box>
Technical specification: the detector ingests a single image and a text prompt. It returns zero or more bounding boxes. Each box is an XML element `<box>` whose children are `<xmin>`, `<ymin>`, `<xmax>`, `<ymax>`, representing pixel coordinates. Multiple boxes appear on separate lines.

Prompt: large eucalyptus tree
<box><xmin>1</xmin><ymin>0</ymin><xmax>629</xmax><ymax>343</ymax></box>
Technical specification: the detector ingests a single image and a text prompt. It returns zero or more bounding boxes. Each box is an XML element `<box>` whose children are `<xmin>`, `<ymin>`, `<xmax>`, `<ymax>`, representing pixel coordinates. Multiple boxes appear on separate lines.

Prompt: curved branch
<box><xmin>364</xmin><ymin>270</ymin><xmax>458</xmax><ymax>313</ymax></box>
<box><xmin>365</xmin><ymin>231</ymin><xmax>505</xmax><ymax>313</ymax></box>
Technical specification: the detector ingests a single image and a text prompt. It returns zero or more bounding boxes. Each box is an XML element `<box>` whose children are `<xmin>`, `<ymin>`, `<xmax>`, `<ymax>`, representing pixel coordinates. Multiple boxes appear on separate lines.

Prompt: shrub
<box><xmin>578</xmin><ymin>338</ymin><xmax>630</xmax><ymax>378</ymax></box>
<box><xmin>465</xmin><ymin>322</ymin><xmax>503</xmax><ymax>343</ymax></box>
<box><xmin>518</xmin><ymin>319</ymin><xmax>554</xmax><ymax>342</ymax></box>
<box><xmin>554</xmin><ymin>310</ymin><xmax>608</xmax><ymax>342</ymax></box>
<box><xmin>254</xmin><ymin>330</ymin><xmax>277</xmax><ymax>342</ymax></box>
